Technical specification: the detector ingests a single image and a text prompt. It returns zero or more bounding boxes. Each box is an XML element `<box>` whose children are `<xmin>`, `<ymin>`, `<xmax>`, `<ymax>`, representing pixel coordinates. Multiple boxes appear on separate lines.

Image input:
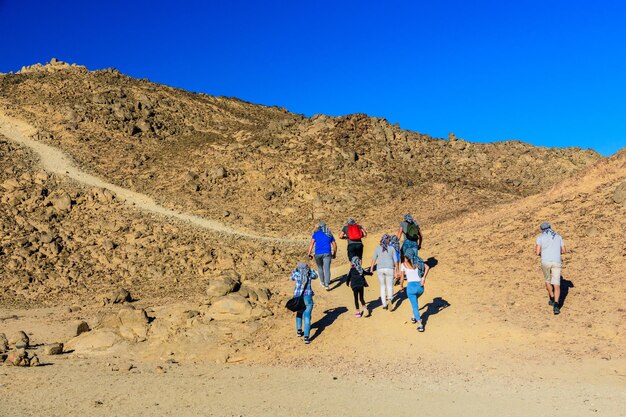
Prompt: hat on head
<box><xmin>540</xmin><ymin>222</ymin><xmax>551</xmax><ymax>230</ymax></box>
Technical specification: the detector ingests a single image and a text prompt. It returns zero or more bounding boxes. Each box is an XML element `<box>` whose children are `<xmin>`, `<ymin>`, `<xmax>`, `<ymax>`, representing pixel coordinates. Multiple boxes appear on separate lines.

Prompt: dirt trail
<box><xmin>0</xmin><ymin>111</ymin><xmax>303</xmax><ymax>244</ymax></box>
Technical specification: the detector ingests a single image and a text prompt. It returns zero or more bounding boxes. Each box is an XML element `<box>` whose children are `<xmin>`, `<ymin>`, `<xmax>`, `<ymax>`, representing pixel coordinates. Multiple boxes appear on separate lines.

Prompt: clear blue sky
<box><xmin>1</xmin><ymin>0</ymin><xmax>625</xmax><ymax>156</ymax></box>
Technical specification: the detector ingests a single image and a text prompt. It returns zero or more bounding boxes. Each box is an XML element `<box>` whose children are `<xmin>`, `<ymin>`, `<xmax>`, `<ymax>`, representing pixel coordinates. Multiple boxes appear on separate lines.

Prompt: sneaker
<box><xmin>363</xmin><ymin>307</ymin><xmax>370</xmax><ymax>317</ymax></box>
<box><xmin>303</xmin><ymin>336</ymin><xmax>310</xmax><ymax>344</ymax></box>
<box><xmin>410</xmin><ymin>318</ymin><xmax>417</xmax><ymax>324</ymax></box>
<box><xmin>355</xmin><ymin>312</ymin><xmax>362</xmax><ymax>318</ymax></box>
<box><xmin>553</xmin><ymin>304</ymin><xmax>560</xmax><ymax>315</ymax></box>
<box><xmin>417</xmin><ymin>324</ymin><xmax>425</xmax><ymax>332</ymax></box>
<box><xmin>325</xmin><ymin>286</ymin><xmax>330</xmax><ymax>291</ymax></box>
<box><xmin>382</xmin><ymin>304</ymin><xmax>388</xmax><ymax>310</ymax></box>
<box><xmin>296</xmin><ymin>329</ymin><xmax>303</xmax><ymax>337</ymax></box>
<box><xmin>548</xmin><ymin>297</ymin><xmax>555</xmax><ymax>306</ymax></box>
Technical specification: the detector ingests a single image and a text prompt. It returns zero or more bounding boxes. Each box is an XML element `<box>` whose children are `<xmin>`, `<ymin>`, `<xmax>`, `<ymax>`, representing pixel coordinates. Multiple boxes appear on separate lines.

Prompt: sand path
<box><xmin>0</xmin><ymin>111</ymin><xmax>304</xmax><ymax>244</ymax></box>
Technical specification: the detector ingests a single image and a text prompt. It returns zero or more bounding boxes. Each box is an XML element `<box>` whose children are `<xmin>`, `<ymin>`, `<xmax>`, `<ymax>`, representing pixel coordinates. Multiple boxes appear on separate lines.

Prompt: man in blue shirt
<box><xmin>535</xmin><ymin>222</ymin><xmax>566</xmax><ymax>315</ymax></box>
<box><xmin>307</xmin><ymin>221</ymin><xmax>337</xmax><ymax>290</ymax></box>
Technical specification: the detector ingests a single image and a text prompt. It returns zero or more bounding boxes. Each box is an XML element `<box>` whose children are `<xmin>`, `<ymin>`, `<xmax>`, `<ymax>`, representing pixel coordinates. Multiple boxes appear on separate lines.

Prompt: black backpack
<box><xmin>405</xmin><ymin>222</ymin><xmax>420</xmax><ymax>241</ymax></box>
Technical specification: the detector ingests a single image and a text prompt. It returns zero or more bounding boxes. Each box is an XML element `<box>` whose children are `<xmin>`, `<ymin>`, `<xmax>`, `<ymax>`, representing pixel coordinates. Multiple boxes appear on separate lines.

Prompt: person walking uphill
<box><xmin>400</xmin><ymin>256</ymin><xmax>430</xmax><ymax>332</ymax></box>
<box><xmin>346</xmin><ymin>256</ymin><xmax>373</xmax><ymax>317</ymax></box>
<box><xmin>536</xmin><ymin>222</ymin><xmax>566</xmax><ymax>315</ymax></box>
<box><xmin>290</xmin><ymin>261</ymin><xmax>318</xmax><ymax>344</ymax></box>
<box><xmin>307</xmin><ymin>221</ymin><xmax>337</xmax><ymax>290</ymax></box>
<box><xmin>369</xmin><ymin>234</ymin><xmax>399</xmax><ymax>310</ymax></box>
<box><xmin>396</xmin><ymin>214</ymin><xmax>422</xmax><ymax>264</ymax></box>
<box><xmin>339</xmin><ymin>218</ymin><xmax>368</xmax><ymax>261</ymax></box>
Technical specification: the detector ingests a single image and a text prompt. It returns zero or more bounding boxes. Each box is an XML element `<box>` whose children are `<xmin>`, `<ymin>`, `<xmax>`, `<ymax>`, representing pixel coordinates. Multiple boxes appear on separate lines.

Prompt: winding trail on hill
<box><xmin>0</xmin><ymin>111</ymin><xmax>305</xmax><ymax>244</ymax></box>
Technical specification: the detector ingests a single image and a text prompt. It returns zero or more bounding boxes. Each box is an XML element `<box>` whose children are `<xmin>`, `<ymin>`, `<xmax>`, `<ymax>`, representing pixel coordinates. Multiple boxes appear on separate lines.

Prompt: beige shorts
<box><xmin>541</xmin><ymin>262</ymin><xmax>561</xmax><ymax>285</ymax></box>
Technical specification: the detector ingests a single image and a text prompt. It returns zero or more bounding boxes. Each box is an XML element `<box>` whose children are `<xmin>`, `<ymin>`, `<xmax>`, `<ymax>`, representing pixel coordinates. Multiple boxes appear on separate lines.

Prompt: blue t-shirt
<box><xmin>312</xmin><ymin>230</ymin><xmax>335</xmax><ymax>255</ymax></box>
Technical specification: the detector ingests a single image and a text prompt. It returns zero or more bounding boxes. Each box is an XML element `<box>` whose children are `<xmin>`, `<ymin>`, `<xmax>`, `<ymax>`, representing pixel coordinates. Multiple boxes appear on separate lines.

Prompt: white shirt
<box><xmin>401</xmin><ymin>264</ymin><xmax>423</xmax><ymax>283</ymax></box>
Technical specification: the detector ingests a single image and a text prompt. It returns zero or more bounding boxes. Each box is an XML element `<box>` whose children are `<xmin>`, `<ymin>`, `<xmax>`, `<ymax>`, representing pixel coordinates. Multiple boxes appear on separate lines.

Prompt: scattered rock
<box><xmin>9</xmin><ymin>331</ymin><xmax>29</xmax><ymax>349</ymax></box>
<box><xmin>51</xmin><ymin>192</ymin><xmax>72</xmax><ymax>212</ymax></box>
<box><xmin>613</xmin><ymin>181</ymin><xmax>626</xmax><ymax>205</ymax></box>
<box><xmin>206</xmin><ymin>271</ymin><xmax>240</xmax><ymax>298</ymax></box>
<box><xmin>0</xmin><ymin>333</ymin><xmax>8</xmax><ymax>353</ymax></box>
<box><xmin>74</xmin><ymin>320</ymin><xmax>91</xmax><ymax>337</ymax></box>
<box><xmin>5</xmin><ymin>348</ymin><xmax>30</xmax><ymax>366</ymax></box>
<box><xmin>111</xmin><ymin>288</ymin><xmax>132</xmax><ymax>304</ymax></box>
<box><xmin>42</xmin><ymin>343</ymin><xmax>64</xmax><ymax>355</ymax></box>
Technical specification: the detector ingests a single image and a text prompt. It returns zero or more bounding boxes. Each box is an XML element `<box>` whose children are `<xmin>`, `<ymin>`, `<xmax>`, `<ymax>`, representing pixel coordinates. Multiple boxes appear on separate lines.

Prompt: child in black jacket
<box><xmin>346</xmin><ymin>256</ymin><xmax>373</xmax><ymax>317</ymax></box>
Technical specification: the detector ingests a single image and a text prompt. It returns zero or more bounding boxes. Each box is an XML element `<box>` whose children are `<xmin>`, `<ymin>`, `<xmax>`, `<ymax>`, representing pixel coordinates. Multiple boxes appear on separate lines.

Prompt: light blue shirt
<box><xmin>536</xmin><ymin>231</ymin><xmax>564</xmax><ymax>264</ymax></box>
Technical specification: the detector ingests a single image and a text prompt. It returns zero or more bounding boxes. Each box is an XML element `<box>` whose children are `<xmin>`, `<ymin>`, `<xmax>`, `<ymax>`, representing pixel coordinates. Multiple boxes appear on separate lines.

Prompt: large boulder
<box><xmin>117</xmin><ymin>308</ymin><xmax>149</xmax><ymax>341</ymax></box>
<box><xmin>65</xmin><ymin>330</ymin><xmax>123</xmax><ymax>353</ymax></box>
<box><xmin>206</xmin><ymin>270</ymin><xmax>240</xmax><ymax>298</ymax></box>
<box><xmin>207</xmin><ymin>294</ymin><xmax>252</xmax><ymax>320</ymax></box>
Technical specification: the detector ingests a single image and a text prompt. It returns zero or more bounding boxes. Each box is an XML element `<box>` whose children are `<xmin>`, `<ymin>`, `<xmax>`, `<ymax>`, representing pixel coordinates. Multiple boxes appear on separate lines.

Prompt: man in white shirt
<box><xmin>535</xmin><ymin>222</ymin><xmax>566</xmax><ymax>315</ymax></box>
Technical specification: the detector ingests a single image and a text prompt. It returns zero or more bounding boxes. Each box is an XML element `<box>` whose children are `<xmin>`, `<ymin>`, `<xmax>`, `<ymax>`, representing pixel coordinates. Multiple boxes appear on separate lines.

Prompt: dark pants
<box><xmin>347</xmin><ymin>242</ymin><xmax>364</xmax><ymax>261</ymax></box>
<box><xmin>352</xmin><ymin>286</ymin><xmax>365</xmax><ymax>310</ymax></box>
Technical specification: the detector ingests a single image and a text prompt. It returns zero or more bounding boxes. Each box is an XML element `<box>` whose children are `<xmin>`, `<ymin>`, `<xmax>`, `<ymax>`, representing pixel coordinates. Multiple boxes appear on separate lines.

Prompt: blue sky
<box><xmin>1</xmin><ymin>0</ymin><xmax>625</xmax><ymax>156</ymax></box>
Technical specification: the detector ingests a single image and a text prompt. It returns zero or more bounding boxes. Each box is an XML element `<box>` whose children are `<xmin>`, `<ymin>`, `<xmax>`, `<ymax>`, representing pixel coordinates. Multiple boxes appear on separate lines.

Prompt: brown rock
<box><xmin>51</xmin><ymin>192</ymin><xmax>72</xmax><ymax>212</ymax></box>
<box><xmin>65</xmin><ymin>330</ymin><xmax>122</xmax><ymax>353</ymax></box>
<box><xmin>74</xmin><ymin>321</ymin><xmax>91</xmax><ymax>337</ymax></box>
<box><xmin>42</xmin><ymin>343</ymin><xmax>64</xmax><ymax>355</ymax></box>
<box><xmin>206</xmin><ymin>271</ymin><xmax>240</xmax><ymax>298</ymax></box>
<box><xmin>207</xmin><ymin>293</ymin><xmax>252</xmax><ymax>320</ymax></box>
<box><xmin>613</xmin><ymin>181</ymin><xmax>626</xmax><ymax>205</ymax></box>
<box><xmin>0</xmin><ymin>333</ymin><xmax>8</xmax><ymax>353</ymax></box>
<box><xmin>117</xmin><ymin>308</ymin><xmax>149</xmax><ymax>341</ymax></box>
<box><xmin>9</xmin><ymin>331</ymin><xmax>29</xmax><ymax>349</ymax></box>
<box><xmin>112</xmin><ymin>288</ymin><xmax>132</xmax><ymax>304</ymax></box>
<box><xmin>5</xmin><ymin>348</ymin><xmax>30</xmax><ymax>366</ymax></box>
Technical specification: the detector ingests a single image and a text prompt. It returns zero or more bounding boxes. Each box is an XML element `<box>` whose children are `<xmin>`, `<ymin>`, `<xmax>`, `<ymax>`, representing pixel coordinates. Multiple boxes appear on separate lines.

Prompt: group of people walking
<box><xmin>293</xmin><ymin>214</ymin><xmax>428</xmax><ymax>344</ymax></box>
<box><xmin>292</xmin><ymin>217</ymin><xmax>568</xmax><ymax>344</ymax></box>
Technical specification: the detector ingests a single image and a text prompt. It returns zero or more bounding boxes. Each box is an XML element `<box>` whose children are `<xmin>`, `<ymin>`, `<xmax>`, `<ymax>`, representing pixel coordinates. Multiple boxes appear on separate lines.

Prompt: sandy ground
<box><xmin>2</xmin><ymin>238</ymin><xmax>625</xmax><ymax>417</ymax></box>
<box><xmin>1</xmin><ymin>113</ymin><xmax>624</xmax><ymax>416</ymax></box>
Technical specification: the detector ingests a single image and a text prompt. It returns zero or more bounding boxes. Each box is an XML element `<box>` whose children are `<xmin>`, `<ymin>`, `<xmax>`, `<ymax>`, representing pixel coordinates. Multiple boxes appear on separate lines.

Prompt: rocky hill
<box><xmin>0</xmin><ymin>60</ymin><xmax>601</xmax><ymax>239</ymax></box>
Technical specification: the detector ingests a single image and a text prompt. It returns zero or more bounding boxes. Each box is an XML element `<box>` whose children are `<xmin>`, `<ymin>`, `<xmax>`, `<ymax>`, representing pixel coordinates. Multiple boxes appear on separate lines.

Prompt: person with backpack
<box><xmin>307</xmin><ymin>221</ymin><xmax>337</xmax><ymax>290</ymax></box>
<box><xmin>290</xmin><ymin>261</ymin><xmax>319</xmax><ymax>344</ymax></box>
<box><xmin>400</xmin><ymin>256</ymin><xmax>430</xmax><ymax>332</ymax></box>
<box><xmin>339</xmin><ymin>217</ymin><xmax>368</xmax><ymax>261</ymax></box>
<box><xmin>396</xmin><ymin>213</ymin><xmax>422</xmax><ymax>265</ymax></box>
<box><xmin>369</xmin><ymin>234</ymin><xmax>399</xmax><ymax>311</ymax></box>
<box><xmin>535</xmin><ymin>222</ymin><xmax>566</xmax><ymax>315</ymax></box>
<box><xmin>345</xmin><ymin>256</ymin><xmax>373</xmax><ymax>317</ymax></box>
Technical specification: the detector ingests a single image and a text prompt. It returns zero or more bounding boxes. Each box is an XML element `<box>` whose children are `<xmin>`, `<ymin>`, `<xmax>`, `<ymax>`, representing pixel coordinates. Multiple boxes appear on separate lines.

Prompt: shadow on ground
<box><xmin>310</xmin><ymin>307</ymin><xmax>348</xmax><ymax>341</ymax></box>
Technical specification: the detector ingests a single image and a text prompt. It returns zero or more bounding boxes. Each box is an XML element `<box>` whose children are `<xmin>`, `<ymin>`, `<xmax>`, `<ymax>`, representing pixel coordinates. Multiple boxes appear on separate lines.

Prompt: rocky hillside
<box><xmin>428</xmin><ymin>149</ymin><xmax>626</xmax><ymax>357</ymax></box>
<box><xmin>0</xmin><ymin>60</ymin><xmax>602</xmax><ymax>237</ymax></box>
<box><xmin>0</xmin><ymin>138</ymin><xmax>302</xmax><ymax>308</ymax></box>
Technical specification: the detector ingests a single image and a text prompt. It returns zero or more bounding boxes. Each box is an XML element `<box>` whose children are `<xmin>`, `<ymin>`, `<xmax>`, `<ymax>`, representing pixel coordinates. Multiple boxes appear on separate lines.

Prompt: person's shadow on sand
<box><xmin>310</xmin><ymin>307</ymin><xmax>348</xmax><ymax>341</ymax></box>
<box><xmin>559</xmin><ymin>277</ymin><xmax>574</xmax><ymax>308</ymax></box>
<box><xmin>419</xmin><ymin>297</ymin><xmax>451</xmax><ymax>328</ymax></box>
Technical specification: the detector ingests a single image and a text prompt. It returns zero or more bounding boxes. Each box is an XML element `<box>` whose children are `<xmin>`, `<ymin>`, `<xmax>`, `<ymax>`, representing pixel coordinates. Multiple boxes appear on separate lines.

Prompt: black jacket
<box><xmin>345</xmin><ymin>267</ymin><xmax>372</xmax><ymax>289</ymax></box>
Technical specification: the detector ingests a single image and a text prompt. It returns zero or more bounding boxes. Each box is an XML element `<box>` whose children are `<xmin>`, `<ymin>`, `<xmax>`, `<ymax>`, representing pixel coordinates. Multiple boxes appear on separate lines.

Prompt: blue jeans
<box><xmin>296</xmin><ymin>295</ymin><xmax>314</xmax><ymax>337</ymax></box>
<box><xmin>315</xmin><ymin>254</ymin><xmax>332</xmax><ymax>287</ymax></box>
<box><xmin>402</xmin><ymin>239</ymin><xmax>419</xmax><ymax>264</ymax></box>
<box><xmin>406</xmin><ymin>281</ymin><xmax>424</xmax><ymax>321</ymax></box>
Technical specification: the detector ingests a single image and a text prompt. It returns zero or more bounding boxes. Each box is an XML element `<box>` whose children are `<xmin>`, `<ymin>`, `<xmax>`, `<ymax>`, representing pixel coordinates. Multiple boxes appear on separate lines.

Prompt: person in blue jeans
<box><xmin>290</xmin><ymin>261</ymin><xmax>318</xmax><ymax>344</ymax></box>
<box><xmin>400</xmin><ymin>256</ymin><xmax>430</xmax><ymax>332</ymax></box>
<box><xmin>396</xmin><ymin>213</ymin><xmax>422</xmax><ymax>265</ymax></box>
<box><xmin>307</xmin><ymin>221</ymin><xmax>337</xmax><ymax>290</ymax></box>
